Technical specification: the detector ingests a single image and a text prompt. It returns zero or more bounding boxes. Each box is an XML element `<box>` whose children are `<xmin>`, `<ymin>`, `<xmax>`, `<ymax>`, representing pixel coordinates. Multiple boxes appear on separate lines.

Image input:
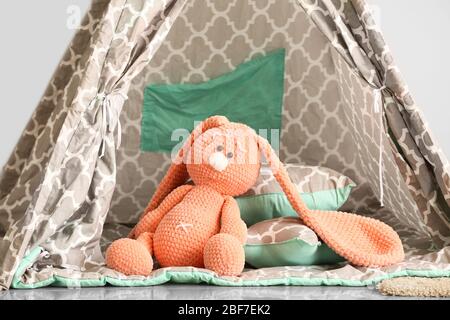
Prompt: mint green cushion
<box><xmin>141</xmin><ymin>49</ymin><xmax>285</xmax><ymax>152</ymax></box>
<box><xmin>236</xmin><ymin>185</ymin><xmax>354</xmax><ymax>226</ymax></box>
<box><xmin>245</xmin><ymin>239</ymin><xmax>345</xmax><ymax>268</ymax></box>
<box><xmin>244</xmin><ymin>217</ymin><xmax>345</xmax><ymax>268</ymax></box>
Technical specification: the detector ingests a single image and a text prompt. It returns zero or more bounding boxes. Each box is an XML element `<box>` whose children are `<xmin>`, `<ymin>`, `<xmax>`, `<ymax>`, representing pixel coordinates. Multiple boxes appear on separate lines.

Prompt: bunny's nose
<box><xmin>209</xmin><ymin>152</ymin><xmax>229</xmax><ymax>172</ymax></box>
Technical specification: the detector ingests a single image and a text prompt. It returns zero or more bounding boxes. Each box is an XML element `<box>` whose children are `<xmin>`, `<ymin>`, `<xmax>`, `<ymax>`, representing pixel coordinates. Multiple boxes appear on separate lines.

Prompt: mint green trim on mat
<box><xmin>12</xmin><ymin>247</ymin><xmax>450</xmax><ymax>289</ymax></box>
<box><xmin>12</xmin><ymin>247</ymin><xmax>54</xmax><ymax>289</ymax></box>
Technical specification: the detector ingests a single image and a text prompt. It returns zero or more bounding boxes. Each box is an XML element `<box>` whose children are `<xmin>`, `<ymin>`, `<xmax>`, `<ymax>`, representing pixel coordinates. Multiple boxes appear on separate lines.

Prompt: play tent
<box><xmin>1</xmin><ymin>0</ymin><xmax>449</xmax><ymax>290</ymax></box>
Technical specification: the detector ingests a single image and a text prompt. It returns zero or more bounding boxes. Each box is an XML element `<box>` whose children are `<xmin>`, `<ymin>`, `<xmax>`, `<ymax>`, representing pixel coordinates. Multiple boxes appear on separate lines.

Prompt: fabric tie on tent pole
<box><xmin>89</xmin><ymin>91</ymin><xmax>128</xmax><ymax>158</ymax></box>
<box><xmin>374</xmin><ymin>85</ymin><xmax>387</xmax><ymax>207</ymax></box>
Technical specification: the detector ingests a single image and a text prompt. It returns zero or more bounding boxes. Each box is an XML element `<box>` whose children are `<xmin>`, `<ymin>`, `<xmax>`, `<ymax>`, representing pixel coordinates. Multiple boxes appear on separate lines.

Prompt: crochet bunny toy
<box><xmin>106</xmin><ymin>116</ymin><xmax>404</xmax><ymax>277</ymax></box>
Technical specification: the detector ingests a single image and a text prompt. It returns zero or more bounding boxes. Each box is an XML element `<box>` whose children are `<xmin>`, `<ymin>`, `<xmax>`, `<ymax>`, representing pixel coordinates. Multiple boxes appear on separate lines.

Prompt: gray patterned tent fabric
<box><xmin>1</xmin><ymin>0</ymin><xmax>449</xmax><ymax>290</ymax></box>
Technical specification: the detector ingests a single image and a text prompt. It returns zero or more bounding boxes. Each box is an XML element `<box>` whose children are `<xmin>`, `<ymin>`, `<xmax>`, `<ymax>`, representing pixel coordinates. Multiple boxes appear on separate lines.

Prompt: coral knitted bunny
<box><xmin>106</xmin><ymin>116</ymin><xmax>404</xmax><ymax>277</ymax></box>
<box><xmin>106</xmin><ymin>116</ymin><xmax>258</xmax><ymax>276</ymax></box>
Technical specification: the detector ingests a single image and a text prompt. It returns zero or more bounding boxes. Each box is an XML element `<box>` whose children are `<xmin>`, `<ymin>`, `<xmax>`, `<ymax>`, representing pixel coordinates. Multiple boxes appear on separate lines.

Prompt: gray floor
<box><xmin>0</xmin><ymin>285</ymin><xmax>439</xmax><ymax>300</ymax></box>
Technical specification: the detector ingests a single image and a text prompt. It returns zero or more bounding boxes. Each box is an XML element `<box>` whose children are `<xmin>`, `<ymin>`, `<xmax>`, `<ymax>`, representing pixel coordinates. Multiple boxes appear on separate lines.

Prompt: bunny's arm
<box><xmin>219</xmin><ymin>196</ymin><xmax>247</xmax><ymax>244</ymax></box>
<box><xmin>133</xmin><ymin>185</ymin><xmax>194</xmax><ymax>238</ymax></box>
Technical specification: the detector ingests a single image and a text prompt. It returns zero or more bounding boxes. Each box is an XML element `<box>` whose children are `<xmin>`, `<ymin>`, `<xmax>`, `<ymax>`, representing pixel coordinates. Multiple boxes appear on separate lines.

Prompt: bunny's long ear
<box><xmin>256</xmin><ymin>135</ymin><xmax>405</xmax><ymax>267</ymax></box>
<box><xmin>144</xmin><ymin>116</ymin><xmax>230</xmax><ymax>213</ymax></box>
<box><xmin>256</xmin><ymin>135</ymin><xmax>310</xmax><ymax>218</ymax></box>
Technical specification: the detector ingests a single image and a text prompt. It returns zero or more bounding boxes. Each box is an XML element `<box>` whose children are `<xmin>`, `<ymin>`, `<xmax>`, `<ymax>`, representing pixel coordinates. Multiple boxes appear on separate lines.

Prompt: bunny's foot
<box><xmin>105</xmin><ymin>232</ymin><xmax>154</xmax><ymax>276</ymax></box>
<box><xmin>203</xmin><ymin>233</ymin><xmax>245</xmax><ymax>276</ymax></box>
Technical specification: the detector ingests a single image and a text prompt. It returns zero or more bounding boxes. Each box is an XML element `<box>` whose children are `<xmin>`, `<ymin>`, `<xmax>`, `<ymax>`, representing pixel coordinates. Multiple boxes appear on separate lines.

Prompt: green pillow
<box><xmin>141</xmin><ymin>49</ymin><xmax>285</xmax><ymax>153</ymax></box>
<box><xmin>237</xmin><ymin>164</ymin><xmax>356</xmax><ymax>226</ymax></box>
<box><xmin>244</xmin><ymin>217</ymin><xmax>345</xmax><ymax>268</ymax></box>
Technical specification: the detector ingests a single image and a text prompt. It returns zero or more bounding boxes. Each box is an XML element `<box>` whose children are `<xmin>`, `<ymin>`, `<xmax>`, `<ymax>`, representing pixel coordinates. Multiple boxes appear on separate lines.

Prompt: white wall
<box><xmin>0</xmin><ymin>1</ymin><xmax>90</xmax><ymax>165</ymax></box>
<box><xmin>368</xmin><ymin>0</ymin><xmax>450</xmax><ymax>157</ymax></box>
<box><xmin>0</xmin><ymin>0</ymin><xmax>449</xmax><ymax>167</ymax></box>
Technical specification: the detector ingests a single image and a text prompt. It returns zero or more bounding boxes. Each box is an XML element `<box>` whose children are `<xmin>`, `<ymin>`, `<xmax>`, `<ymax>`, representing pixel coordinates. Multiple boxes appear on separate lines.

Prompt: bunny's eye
<box><xmin>216</xmin><ymin>145</ymin><xmax>224</xmax><ymax>152</ymax></box>
<box><xmin>226</xmin><ymin>152</ymin><xmax>234</xmax><ymax>159</ymax></box>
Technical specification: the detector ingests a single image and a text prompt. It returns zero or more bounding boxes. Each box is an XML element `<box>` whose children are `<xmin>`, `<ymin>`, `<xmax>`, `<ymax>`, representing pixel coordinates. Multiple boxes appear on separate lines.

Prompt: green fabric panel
<box><xmin>244</xmin><ymin>239</ymin><xmax>345</xmax><ymax>269</ymax></box>
<box><xmin>236</xmin><ymin>185</ymin><xmax>354</xmax><ymax>226</ymax></box>
<box><xmin>12</xmin><ymin>247</ymin><xmax>450</xmax><ymax>289</ymax></box>
<box><xmin>141</xmin><ymin>49</ymin><xmax>285</xmax><ymax>152</ymax></box>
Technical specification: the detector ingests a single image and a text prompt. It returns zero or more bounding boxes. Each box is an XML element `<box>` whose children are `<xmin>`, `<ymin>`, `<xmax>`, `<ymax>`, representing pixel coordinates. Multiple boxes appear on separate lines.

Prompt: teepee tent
<box><xmin>1</xmin><ymin>0</ymin><xmax>450</xmax><ymax>290</ymax></box>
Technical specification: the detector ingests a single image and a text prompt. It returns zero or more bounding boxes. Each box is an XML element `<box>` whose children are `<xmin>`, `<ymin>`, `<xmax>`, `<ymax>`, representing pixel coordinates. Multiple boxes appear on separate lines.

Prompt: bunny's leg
<box><xmin>106</xmin><ymin>185</ymin><xmax>193</xmax><ymax>276</ymax></box>
<box><xmin>106</xmin><ymin>232</ymin><xmax>154</xmax><ymax>276</ymax></box>
<box><xmin>203</xmin><ymin>196</ymin><xmax>246</xmax><ymax>276</ymax></box>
